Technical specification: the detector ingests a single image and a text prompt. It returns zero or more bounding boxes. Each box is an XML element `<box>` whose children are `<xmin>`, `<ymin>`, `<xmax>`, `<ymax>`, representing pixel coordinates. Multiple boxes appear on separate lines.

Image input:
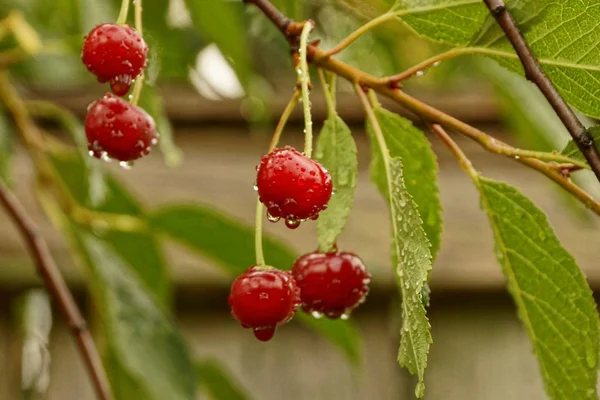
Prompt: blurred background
<box><xmin>0</xmin><ymin>0</ymin><xmax>599</xmax><ymax>399</ymax></box>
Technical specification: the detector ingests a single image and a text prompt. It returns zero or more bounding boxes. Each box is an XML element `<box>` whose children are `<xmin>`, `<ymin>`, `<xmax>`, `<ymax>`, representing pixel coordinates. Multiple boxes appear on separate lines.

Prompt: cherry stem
<box><xmin>254</xmin><ymin>200</ymin><xmax>266</xmax><ymax>266</ymax></box>
<box><xmin>318</xmin><ymin>68</ymin><xmax>336</xmax><ymax>117</ymax></box>
<box><xmin>116</xmin><ymin>0</ymin><xmax>130</xmax><ymax>24</ymax></box>
<box><xmin>269</xmin><ymin>89</ymin><xmax>301</xmax><ymax>152</ymax></box>
<box><xmin>299</xmin><ymin>21</ymin><xmax>314</xmax><ymax>158</ymax></box>
<box><xmin>255</xmin><ymin>89</ymin><xmax>301</xmax><ymax>266</ymax></box>
<box><xmin>129</xmin><ymin>0</ymin><xmax>144</xmax><ymax>105</ymax></box>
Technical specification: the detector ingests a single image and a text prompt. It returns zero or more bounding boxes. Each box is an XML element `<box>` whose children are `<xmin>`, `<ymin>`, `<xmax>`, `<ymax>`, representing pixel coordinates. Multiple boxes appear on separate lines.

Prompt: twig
<box><xmin>482</xmin><ymin>0</ymin><xmax>600</xmax><ymax>182</ymax></box>
<box><xmin>427</xmin><ymin>123</ymin><xmax>479</xmax><ymax>181</ymax></box>
<box><xmin>324</xmin><ymin>12</ymin><xmax>397</xmax><ymax>57</ymax></box>
<box><xmin>0</xmin><ymin>183</ymin><xmax>112</xmax><ymax>400</ymax></box>
<box><xmin>378</xmin><ymin>48</ymin><xmax>468</xmax><ymax>86</ymax></box>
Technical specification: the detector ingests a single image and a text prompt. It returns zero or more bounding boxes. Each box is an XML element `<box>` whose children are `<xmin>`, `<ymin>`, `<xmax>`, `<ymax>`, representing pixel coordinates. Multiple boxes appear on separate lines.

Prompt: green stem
<box><xmin>268</xmin><ymin>89</ymin><xmax>301</xmax><ymax>151</ymax></box>
<box><xmin>254</xmin><ymin>200</ymin><xmax>266</xmax><ymax>266</ymax></box>
<box><xmin>356</xmin><ymin>86</ymin><xmax>391</xmax><ymax>169</ymax></box>
<box><xmin>255</xmin><ymin>89</ymin><xmax>301</xmax><ymax>266</ymax></box>
<box><xmin>299</xmin><ymin>21</ymin><xmax>314</xmax><ymax>158</ymax></box>
<box><xmin>116</xmin><ymin>0</ymin><xmax>130</xmax><ymax>24</ymax></box>
<box><xmin>318</xmin><ymin>68</ymin><xmax>337</xmax><ymax>117</ymax></box>
<box><xmin>322</xmin><ymin>1</ymin><xmax>481</xmax><ymax>58</ymax></box>
<box><xmin>324</xmin><ymin>12</ymin><xmax>396</xmax><ymax>57</ymax></box>
<box><xmin>130</xmin><ymin>0</ymin><xmax>144</xmax><ymax>105</ymax></box>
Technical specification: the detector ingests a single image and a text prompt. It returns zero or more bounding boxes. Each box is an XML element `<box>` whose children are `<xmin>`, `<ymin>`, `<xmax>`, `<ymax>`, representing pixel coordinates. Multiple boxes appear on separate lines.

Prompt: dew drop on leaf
<box><xmin>311</xmin><ymin>311</ymin><xmax>323</xmax><ymax>319</ymax></box>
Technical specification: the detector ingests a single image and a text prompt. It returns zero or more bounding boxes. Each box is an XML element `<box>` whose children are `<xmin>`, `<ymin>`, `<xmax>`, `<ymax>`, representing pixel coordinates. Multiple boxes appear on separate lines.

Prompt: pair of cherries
<box><xmin>229</xmin><ymin>147</ymin><xmax>371</xmax><ymax>341</ymax></box>
<box><xmin>81</xmin><ymin>23</ymin><xmax>158</xmax><ymax>162</ymax></box>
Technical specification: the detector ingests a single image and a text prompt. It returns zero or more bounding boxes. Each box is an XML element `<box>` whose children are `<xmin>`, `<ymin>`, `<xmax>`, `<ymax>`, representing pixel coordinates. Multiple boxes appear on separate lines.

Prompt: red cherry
<box><xmin>84</xmin><ymin>93</ymin><xmax>158</xmax><ymax>162</ymax></box>
<box><xmin>291</xmin><ymin>251</ymin><xmax>371</xmax><ymax>319</ymax></box>
<box><xmin>81</xmin><ymin>23</ymin><xmax>148</xmax><ymax>95</ymax></box>
<box><xmin>256</xmin><ymin>147</ymin><xmax>332</xmax><ymax>228</ymax></box>
<box><xmin>228</xmin><ymin>266</ymin><xmax>300</xmax><ymax>341</ymax></box>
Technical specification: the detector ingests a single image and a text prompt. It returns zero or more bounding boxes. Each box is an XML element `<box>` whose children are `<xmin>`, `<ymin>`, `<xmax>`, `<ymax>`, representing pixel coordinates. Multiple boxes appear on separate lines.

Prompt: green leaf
<box><xmin>28</xmin><ymin>100</ymin><xmax>108</xmax><ymax>206</ymax></box>
<box><xmin>477</xmin><ymin>58</ymin><xmax>567</xmax><ymax>152</ymax></box>
<box><xmin>391</xmin><ymin>0</ymin><xmax>600</xmax><ymax>118</ymax></box>
<box><xmin>150</xmin><ymin>204</ymin><xmax>293</xmax><ymax>276</ymax></box>
<box><xmin>475</xmin><ymin>0</ymin><xmax>600</xmax><ymax>118</ymax></box>
<box><xmin>138</xmin><ymin>85</ymin><xmax>183</xmax><ymax>167</ymax></box>
<box><xmin>560</xmin><ymin>126</ymin><xmax>600</xmax><ymax>166</ymax></box>
<box><xmin>314</xmin><ymin>115</ymin><xmax>358</xmax><ymax>252</ymax></box>
<box><xmin>480</xmin><ymin>58</ymin><xmax>600</xmax><ymax>216</ymax></box>
<box><xmin>49</xmin><ymin>151</ymin><xmax>170</xmax><ymax>303</ymax></box>
<box><xmin>70</xmin><ymin>228</ymin><xmax>196</xmax><ymax>400</ymax></box>
<box><xmin>0</xmin><ymin>107</ymin><xmax>15</xmax><ymax>186</ymax></box>
<box><xmin>150</xmin><ymin>204</ymin><xmax>363</xmax><ymax>366</ymax></box>
<box><xmin>478</xmin><ymin>177</ymin><xmax>599</xmax><ymax>400</ymax></box>
<box><xmin>367</xmin><ymin>107</ymin><xmax>442</xmax><ymax>260</ymax></box>
<box><xmin>196</xmin><ymin>359</ymin><xmax>249</xmax><ymax>400</ymax></box>
<box><xmin>183</xmin><ymin>0</ymin><xmax>253</xmax><ymax>87</ymax></box>
<box><xmin>388</xmin><ymin>158</ymin><xmax>432</xmax><ymax>398</ymax></box>
<box><xmin>394</xmin><ymin>0</ymin><xmax>486</xmax><ymax>46</ymax></box>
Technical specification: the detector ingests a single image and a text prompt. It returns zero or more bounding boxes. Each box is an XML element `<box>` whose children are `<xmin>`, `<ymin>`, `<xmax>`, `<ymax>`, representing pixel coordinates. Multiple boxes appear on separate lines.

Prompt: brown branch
<box><xmin>482</xmin><ymin>0</ymin><xmax>600</xmax><ymax>182</ymax></box>
<box><xmin>0</xmin><ymin>183</ymin><xmax>112</xmax><ymax>400</ymax></box>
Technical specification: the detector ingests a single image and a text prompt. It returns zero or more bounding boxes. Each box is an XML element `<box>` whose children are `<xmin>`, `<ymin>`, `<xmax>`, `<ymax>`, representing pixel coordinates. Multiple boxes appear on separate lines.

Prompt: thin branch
<box><xmin>0</xmin><ymin>183</ymin><xmax>112</xmax><ymax>400</ymax></box>
<box><xmin>324</xmin><ymin>12</ymin><xmax>396</xmax><ymax>57</ymax></box>
<box><xmin>377</xmin><ymin>48</ymin><xmax>469</xmax><ymax>86</ymax></box>
<box><xmin>427</xmin><ymin>123</ymin><xmax>479</xmax><ymax>181</ymax></box>
<box><xmin>482</xmin><ymin>0</ymin><xmax>600</xmax><ymax>182</ymax></box>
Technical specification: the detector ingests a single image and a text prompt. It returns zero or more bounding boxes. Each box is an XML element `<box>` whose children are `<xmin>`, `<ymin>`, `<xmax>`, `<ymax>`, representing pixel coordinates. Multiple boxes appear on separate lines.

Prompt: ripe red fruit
<box><xmin>291</xmin><ymin>251</ymin><xmax>371</xmax><ymax>319</ymax></box>
<box><xmin>81</xmin><ymin>23</ymin><xmax>148</xmax><ymax>95</ymax></box>
<box><xmin>228</xmin><ymin>266</ymin><xmax>300</xmax><ymax>341</ymax></box>
<box><xmin>84</xmin><ymin>93</ymin><xmax>158</xmax><ymax>162</ymax></box>
<box><xmin>256</xmin><ymin>147</ymin><xmax>333</xmax><ymax>229</ymax></box>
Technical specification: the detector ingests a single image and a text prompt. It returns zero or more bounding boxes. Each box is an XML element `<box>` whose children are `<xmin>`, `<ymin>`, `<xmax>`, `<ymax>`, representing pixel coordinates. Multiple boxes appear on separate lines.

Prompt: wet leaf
<box><xmin>478</xmin><ymin>177</ymin><xmax>600</xmax><ymax>400</ymax></box>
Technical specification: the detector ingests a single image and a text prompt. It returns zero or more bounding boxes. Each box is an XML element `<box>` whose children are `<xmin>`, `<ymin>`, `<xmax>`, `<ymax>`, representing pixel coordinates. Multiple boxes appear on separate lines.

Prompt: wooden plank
<box><xmin>28</xmin><ymin>85</ymin><xmax>500</xmax><ymax>124</ymax></box>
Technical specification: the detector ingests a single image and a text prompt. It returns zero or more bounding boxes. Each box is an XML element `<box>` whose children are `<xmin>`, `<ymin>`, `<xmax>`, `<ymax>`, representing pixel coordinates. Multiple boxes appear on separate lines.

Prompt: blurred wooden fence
<box><xmin>0</xmin><ymin>88</ymin><xmax>598</xmax><ymax>399</ymax></box>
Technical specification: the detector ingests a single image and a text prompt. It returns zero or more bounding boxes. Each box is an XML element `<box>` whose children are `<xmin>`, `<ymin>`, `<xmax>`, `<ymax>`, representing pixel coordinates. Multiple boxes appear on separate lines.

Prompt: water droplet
<box><xmin>267</xmin><ymin>213</ymin><xmax>280</xmax><ymax>223</ymax></box>
<box><xmin>514</xmin><ymin>155</ymin><xmax>521</xmax><ymax>160</ymax></box>
<box><xmin>253</xmin><ymin>184</ymin><xmax>258</xmax><ymax>191</ymax></box>
<box><xmin>259</xmin><ymin>292</ymin><xmax>269</xmax><ymax>300</ymax></box>
<box><xmin>433</xmin><ymin>61</ymin><xmax>441</xmax><ymax>67</ymax></box>
<box><xmin>311</xmin><ymin>311</ymin><xmax>323</xmax><ymax>319</ymax></box>
<box><xmin>151</xmin><ymin>138</ymin><xmax>159</xmax><ymax>146</ymax></box>
<box><xmin>416</xmin><ymin>70</ymin><xmax>425</xmax><ymax>77</ymax></box>
<box><xmin>340</xmin><ymin>312</ymin><xmax>349</xmax><ymax>320</ymax></box>
<box><xmin>285</xmin><ymin>219</ymin><xmax>301</xmax><ymax>229</ymax></box>
<box><xmin>119</xmin><ymin>161</ymin><xmax>133</xmax><ymax>170</ymax></box>
<box><xmin>100</xmin><ymin>152</ymin><xmax>111</xmax><ymax>163</ymax></box>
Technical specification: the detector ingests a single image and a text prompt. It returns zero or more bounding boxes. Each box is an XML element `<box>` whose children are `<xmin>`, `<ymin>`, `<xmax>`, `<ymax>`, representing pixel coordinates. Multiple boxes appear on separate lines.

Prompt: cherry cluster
<box><xmin>229</xmin><ymin>147</ymin><xmax>371</xmax><ymax>341</ymax></box>
<box><xmin>81</xmin><ymin>23</ymin><xmax>158</xmax><ymax>162</ymax></box>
